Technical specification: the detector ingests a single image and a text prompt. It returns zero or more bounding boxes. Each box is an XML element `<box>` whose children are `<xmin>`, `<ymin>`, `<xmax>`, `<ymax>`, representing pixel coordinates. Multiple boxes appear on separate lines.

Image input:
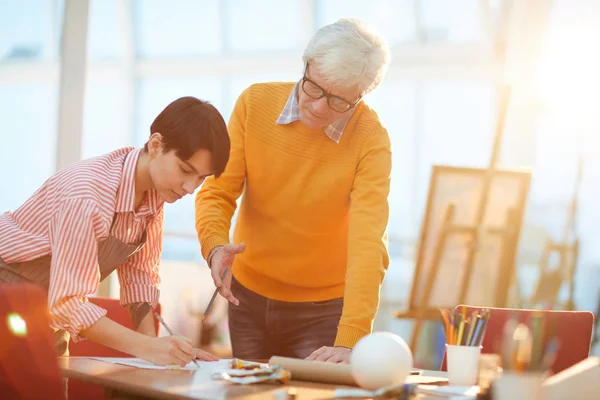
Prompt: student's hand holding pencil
<box><xmin>150</xmin><ymin>313</ymin><xmax>219</xmax><ymax>365</ymax></box>
<box><xmin>139</xmin><ymin>335</ymin><xmax>197</xmax><ymax>367</ymax></box>
<box><xmin>192</xmin><ymin>347</ymin><xmax>220</xmax><ymax>362</ymax></box>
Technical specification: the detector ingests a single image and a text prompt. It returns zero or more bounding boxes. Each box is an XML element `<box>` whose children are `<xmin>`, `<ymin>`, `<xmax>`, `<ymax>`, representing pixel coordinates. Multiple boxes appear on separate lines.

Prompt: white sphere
<box><xmin>351</xmin><ymin>332</ymin><xmax>413</xmax><ymax>390</ymax></box>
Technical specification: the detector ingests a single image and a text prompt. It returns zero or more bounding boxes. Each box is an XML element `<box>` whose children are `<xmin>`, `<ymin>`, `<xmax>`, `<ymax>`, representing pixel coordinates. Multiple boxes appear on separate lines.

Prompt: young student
<box><xmin>0</xmin><ymin>96</ymin><xmax>229</xmax><ymax>366</ymax></box>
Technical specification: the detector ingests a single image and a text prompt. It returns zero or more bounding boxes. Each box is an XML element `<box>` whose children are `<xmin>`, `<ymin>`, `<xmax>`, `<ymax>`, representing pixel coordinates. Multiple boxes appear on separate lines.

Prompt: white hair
<box><xmin>302</xmin><ymin>18</ymin><xmax>391</xmax><ymax>95</ymax></box>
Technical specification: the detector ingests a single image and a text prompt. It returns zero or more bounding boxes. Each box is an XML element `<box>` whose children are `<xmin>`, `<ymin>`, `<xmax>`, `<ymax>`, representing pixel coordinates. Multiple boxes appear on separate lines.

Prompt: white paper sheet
<box><xmin>417</xmin><ymin>384</ymin><xmax>480</xmax><ymax>398</ymax></box>
<box><xmin>334</xmin><ymin>384</ymin><xmax>478</xmax><ymax>399</ymax></box>
<box><xmin>92</xmin><ymin>357</ymin><xmax>234</xmax><ymax>371</ymax></box>
<box><xmin>406</xmin><ymin>375</ymin><xmax>449</xmax><ymax>384</ymax></box>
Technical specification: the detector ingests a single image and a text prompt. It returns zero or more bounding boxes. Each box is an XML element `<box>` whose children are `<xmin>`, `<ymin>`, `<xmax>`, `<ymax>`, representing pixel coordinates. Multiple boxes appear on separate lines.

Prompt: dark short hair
<box><xmin>145</xmin><ymin>97</ymin><xmax>230</xmax><ymax>177</ymax></box>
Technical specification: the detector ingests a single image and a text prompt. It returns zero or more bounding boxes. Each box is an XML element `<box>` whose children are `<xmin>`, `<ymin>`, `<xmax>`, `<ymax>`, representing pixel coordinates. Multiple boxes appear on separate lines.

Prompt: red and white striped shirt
<box><xmin>0</xmin><ymin>147</ymin><xmax>164</xmax><ymax>340</ymax></box>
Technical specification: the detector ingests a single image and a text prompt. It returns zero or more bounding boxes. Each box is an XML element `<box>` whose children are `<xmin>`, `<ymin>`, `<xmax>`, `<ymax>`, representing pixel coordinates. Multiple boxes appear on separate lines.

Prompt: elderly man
<box><xmin>195</xmin><ymin>18</ymin><xmax>391</xmax><ymax>364</ymax></box>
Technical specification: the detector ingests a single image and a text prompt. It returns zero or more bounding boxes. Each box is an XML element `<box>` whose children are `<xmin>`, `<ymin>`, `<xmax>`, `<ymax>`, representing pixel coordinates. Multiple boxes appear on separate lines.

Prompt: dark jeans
<box><xmin>228</xmin><ymin>276</ymin><xmax>343</xmax><ymax>360</ymax></box>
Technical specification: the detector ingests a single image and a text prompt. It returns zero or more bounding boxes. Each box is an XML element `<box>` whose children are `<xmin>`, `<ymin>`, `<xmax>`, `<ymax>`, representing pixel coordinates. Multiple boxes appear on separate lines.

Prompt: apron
<box><xmin>0</xmin><ymin>221</ymin><xmax>148</xmax><ymax>356</ymax></box>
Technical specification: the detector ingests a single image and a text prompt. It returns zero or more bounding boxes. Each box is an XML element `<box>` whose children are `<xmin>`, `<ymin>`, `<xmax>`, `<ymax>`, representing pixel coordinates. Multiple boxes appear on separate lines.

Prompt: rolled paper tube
<box><xmin>268</xmin><ymin>356</ymin><xmax>358</xmax><ymax>386</ymax></box>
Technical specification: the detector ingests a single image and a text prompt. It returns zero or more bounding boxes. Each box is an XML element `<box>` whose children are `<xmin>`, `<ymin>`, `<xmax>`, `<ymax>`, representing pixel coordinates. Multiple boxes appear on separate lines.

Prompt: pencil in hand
<box><xmin>154</xmin><ymin>312</ymin><xmax>200</xmax><ymax>368</ymax></box>
<box><xmin>203</xmin><ymin>267</ymin><xmax>230</xmax><ymax>323</ymax></box>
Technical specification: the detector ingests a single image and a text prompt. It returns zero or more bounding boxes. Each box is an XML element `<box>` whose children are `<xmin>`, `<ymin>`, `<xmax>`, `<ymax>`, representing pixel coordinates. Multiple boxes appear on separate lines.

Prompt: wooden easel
<box><xmin>529</xmin><ymin>158</ymin><xmax>583</xmax><ymax>310</ymax></box>
<box><xmin>394</xmin><ymin>87</ymin><xmax>531</xmax><ymax>352</ymax></box>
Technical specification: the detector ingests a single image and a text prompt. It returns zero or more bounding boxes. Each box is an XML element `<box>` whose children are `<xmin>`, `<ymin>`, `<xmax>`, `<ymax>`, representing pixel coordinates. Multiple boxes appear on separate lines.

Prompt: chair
<box><xmin>68</xmin><ymin>297</ymin><xmax>162</xmax><ymax>400</ymax></box>
<box><xmin>69</xmin><ymin>297</ymin><xmax>162</xmax><ymax>357</ymax></box>
<box><xmin>591</xmin><ymin>291</ymin><xmax>600</xmax><ymax>349</ymax></box>
<box><xmin>440</xmin><ymin>305</ymin><xmax>595</xmax><ymax>374</ymax></box>
<box><xmin>0</xmin><ymin>284</ymin><xmax>64</xmax><ymax>400</ymax></box>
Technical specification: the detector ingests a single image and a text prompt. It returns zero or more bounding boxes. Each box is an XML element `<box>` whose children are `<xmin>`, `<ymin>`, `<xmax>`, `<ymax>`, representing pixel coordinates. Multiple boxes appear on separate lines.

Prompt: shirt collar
<box><xmin>276</xmin><ymin>82</ymin><xmax>354</xmax><ymax>144</ymax></box>
<box><xmin>114</xmin><ymin>148</ymin><xmax>162</xmax><ymax>216</ymax></box>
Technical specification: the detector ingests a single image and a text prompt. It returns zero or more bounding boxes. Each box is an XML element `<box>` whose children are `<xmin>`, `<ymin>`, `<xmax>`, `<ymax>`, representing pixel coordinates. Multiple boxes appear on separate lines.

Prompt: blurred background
<box><xmin>1</xmin><ymin>0</ymin><xmax>599</xmax><ymax>367</ymax></box>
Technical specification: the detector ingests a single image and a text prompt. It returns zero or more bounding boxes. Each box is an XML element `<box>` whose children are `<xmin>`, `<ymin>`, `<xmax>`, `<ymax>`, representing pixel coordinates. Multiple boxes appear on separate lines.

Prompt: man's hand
<box><xmin>210</xmin><ymin>243</ymin><xmax>246</xmax><ymax>306</ymax></box>
<box><xmin>305</xmin><ymin>346</ymin><xmax>352</xmax><ymax>364</ymax></box>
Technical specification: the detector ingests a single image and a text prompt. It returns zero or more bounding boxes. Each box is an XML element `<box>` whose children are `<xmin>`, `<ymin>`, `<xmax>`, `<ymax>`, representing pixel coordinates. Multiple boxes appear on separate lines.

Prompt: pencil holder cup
<box><xmin>492</xmin><ymin>371</ymin><xmax>543</xmax><ymax>400</ymax></box>
<box><xmin>446</xmin><ymin>344</ymin><xmax>482</xmax><ymax>386</ymax></box>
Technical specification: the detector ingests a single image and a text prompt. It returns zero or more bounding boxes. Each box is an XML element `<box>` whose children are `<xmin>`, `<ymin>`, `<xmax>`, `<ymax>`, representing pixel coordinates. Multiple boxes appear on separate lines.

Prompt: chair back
<box><xmin>0</xmin><ymin>284</ymin><xmax>64</xmax><ymax>399</ymax></box>
<box><xmin>440</xmin><ymin>305</ymin><xmax>595</xmax><ymax>374</ymax></box>
<box><xmin>69</xmin><ymin>297</ymin><xmax>161</xmax><ymax>357</ymax></box>
<box><xmin>68</xmin><ymin>297</ymin><xmax>161</xmax><ymax>400</ymax></box>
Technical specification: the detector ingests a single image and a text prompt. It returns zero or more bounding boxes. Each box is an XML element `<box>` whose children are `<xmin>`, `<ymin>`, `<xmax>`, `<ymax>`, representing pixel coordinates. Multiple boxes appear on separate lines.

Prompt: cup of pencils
<box><xmin>492</xmin><ymin>313</ymin><xmax>560</xmax><ymax>400</ymax></box>
<box><xmin>440</xmin><ymin>307</ymin><xmax>490</xmax><ymax>386</ymax></box>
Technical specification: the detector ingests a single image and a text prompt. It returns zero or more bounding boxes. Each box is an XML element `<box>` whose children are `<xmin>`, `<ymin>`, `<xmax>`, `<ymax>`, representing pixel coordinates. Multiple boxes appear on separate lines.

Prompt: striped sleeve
<box><xmin>47</xmin><ymin>198</ymin><xmax>108</xmax><ymax>341</ymax></box>
<box><xmin>117</xmin><ymin>205</ymin><xmax>163</xmax><ymax>308</ymax></box>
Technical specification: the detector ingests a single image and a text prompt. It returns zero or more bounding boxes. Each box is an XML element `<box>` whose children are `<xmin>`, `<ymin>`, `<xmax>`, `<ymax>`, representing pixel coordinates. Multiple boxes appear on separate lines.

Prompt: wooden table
<box><xmin>59</xmin><ymin>357</ymin><xmax>348</xmax><ymax>399</ymax></box>
<box><xmin>59</xmin><ymin>357</ymin><xmax>450</xmax><ymax>400</ymax></box>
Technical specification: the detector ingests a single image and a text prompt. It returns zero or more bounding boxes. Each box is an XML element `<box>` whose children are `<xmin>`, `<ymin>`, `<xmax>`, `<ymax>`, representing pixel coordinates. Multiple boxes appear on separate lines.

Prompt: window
<box><xmin>317</xmin><ymin>0</ymin><xmax>416</xmax><ymax>45</ymax></box>
<box><xmin>414</xmin><ymin>81</ymin><xmax>495</xmax><ymax>233</ymax></box>
<box><xmin>0</xmin><ymin>83</ymin><xmax>58</xmax><ymax>211</ymax></box>
<box><xmin>82</xmin><ymin>80</ymin><xmax>131</xmax><ymax>159</ymax></box>
<box><xmin>133</xmin><ymin>0</ymin><xmax>222</xmax><ymax>58</ymax></box>
<box><xmin>87</xmin><ymin>0</ymin><xmax>122</xmax><ymax>60</ymax></box>
<box><xmin>419</xmin><ymin>0</ymin><xmax>486</xmax><ymax>43</ymax></box>
<box><xmin>225</xmin><ymin>0</ymin><xmax>305</xmax><ymax>52</ymax></box>
<box><xmin>0</xmin><ymin>0</ymin><xmax>60</xmax><ymax>62</ymax></box>
<box><xmin>161</xmin><ymin>194</ymin><xmax>204</xmax><ymax>263</ymax></box>
<box><xmin>365</xmin><ymin>82</ymin><xmax>418</xmax><ymax>243</ymax></box>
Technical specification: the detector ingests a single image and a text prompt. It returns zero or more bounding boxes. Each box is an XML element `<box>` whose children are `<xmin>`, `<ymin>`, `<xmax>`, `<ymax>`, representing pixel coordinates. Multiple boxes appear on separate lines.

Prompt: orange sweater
<box><xmin>195</xmin><ymin>82</ymin><xmax>391</xmax><ymax>348</ymax></box>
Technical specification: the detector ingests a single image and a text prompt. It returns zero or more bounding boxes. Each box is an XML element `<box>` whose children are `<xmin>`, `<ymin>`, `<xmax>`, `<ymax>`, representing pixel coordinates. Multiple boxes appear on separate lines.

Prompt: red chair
<box><xmin>69</xmin><ymin>297</ymin><xmax>161</xmax><ymax>357</ymax></box>
<box><xmin>0</xmin><ymin>284</ymin><xmax>64</xmax><ymax>400</ymax></box>
<box><xmin>440</xmin><ymin>305</ymin><xmax>595</xmax><ymax>374</ymax></box>
<box><xmin>68</xmin><ymin>297</ymin><xmax>162</xmax><ymax>400</ymax></box>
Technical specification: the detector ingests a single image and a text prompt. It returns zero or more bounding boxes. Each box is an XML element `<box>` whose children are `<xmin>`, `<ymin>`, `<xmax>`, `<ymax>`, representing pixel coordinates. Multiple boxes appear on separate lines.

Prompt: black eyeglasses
<box><xmin>301</xmin><ymin>65</ymin><xmax>362</xmax><ymax>113</ymax></box>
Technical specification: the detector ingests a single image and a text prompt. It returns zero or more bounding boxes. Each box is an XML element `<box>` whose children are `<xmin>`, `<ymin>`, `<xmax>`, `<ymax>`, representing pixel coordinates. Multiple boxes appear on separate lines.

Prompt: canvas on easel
<box><xmin>394</xmin><ymin>164</ymin><xmax>531</xmax><ymax>351</ymax></box>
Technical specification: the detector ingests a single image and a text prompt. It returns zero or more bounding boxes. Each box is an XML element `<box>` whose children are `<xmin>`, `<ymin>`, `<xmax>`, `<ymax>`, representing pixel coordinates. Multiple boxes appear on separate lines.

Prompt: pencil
<box><xmin>449</xmin><ymin>312</ymin><xmax>455</xmax><ymax>344</ymax></box>
<box><xmin>203</xmin><ymin>267</ymin><xmax>230</xmax><ymax>322</ymax></box>
<box><xmin>475</xmin><ymin>309</ymin><xmax>490</xmax><ymax>346</ymax></box>
<box><xmin>456</xmin><ymin>312</ymin><xmax>465</xmax><ymax>345</ymax></box>
<box><xmin>464</xmin><ymin>321</ymin><xmax>473</xmax><ymax>345</ymax></box>
<box><xmin>466</xmin><ymin>313</ymin><xmax>479</xmax><ymax>346</ymax></box>
<box><xmin>440</xmin><ymin>309</ymin><xmax>451</xmax><ymax>344</ymax></box>
<box><xmin>154</xmin><ymin>312</ymin><xmax>200</xmax><ymax>367</ymax></box>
